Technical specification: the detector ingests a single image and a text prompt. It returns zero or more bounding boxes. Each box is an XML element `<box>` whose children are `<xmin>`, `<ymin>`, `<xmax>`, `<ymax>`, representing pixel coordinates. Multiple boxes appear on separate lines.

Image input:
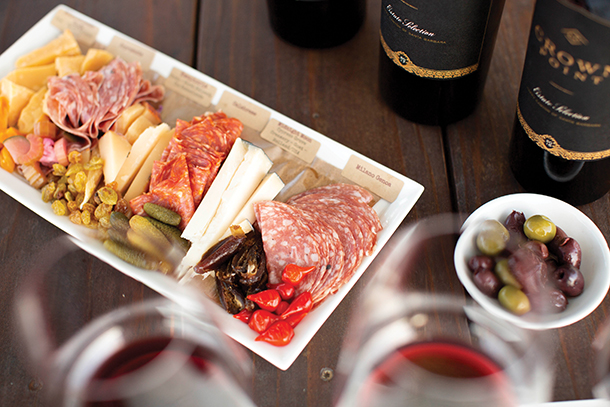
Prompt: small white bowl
<box><xmin>454</xmin><ymin>193</ymin><xmax>610</xmax><ymax>330</ymax></box>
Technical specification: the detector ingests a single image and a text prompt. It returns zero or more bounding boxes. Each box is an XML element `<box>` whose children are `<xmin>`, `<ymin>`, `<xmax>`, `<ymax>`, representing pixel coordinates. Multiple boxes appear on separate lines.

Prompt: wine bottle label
<box><xmin>379</xmin><ymin>0</ymin><xmax>493</xmax><ymax>79</ymax></box>
<box><xmin>518</xmin><ymin>0</ymin><xmax>610</xmax><ymax>161</ymax></box>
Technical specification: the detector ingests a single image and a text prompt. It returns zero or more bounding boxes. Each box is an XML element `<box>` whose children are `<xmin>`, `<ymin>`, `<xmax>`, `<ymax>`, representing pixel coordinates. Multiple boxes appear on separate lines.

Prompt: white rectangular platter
<box><xmin>0</xmin><ymin>5</ymin><xmax>424</xmax><ymax>370</ymax></box>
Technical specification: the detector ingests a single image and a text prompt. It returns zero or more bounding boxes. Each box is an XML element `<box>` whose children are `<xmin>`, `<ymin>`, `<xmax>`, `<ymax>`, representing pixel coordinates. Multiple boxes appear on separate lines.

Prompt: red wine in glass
<box><xmin>361</xmin><ymin>341</ymin><xmax>515</xmax><ymax>406</ymax></box>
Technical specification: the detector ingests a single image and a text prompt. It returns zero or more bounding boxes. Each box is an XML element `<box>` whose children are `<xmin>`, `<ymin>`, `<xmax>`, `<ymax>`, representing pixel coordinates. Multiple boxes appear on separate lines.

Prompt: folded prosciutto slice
<box><xmin>44</xmin><ymin>58</ymin><xmax>164</xmax><ymax>148</ymax></box>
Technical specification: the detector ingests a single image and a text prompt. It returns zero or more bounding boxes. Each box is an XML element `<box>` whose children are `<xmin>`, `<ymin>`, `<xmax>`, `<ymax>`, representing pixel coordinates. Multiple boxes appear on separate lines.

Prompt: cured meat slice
<box><xmin>44</xmin><ymin>58</ymin><xmax>164</xmax><ymax>148</ymax></box>
<box><xmin>290</xmin><ymin>192</ymin><xmax>381</xmax><ymax>255</ymax></box>
<box><xmin>254</xmin><ymin>201</ymin><xmax>323</xmax><ymax>285</ymax></box>
<box><xmin>287</xmin><ymin>183</ymin><xmax>374</xmax><ymax>206</ymax></box>
<box><xmin>132</xmin><ymin>112</ymin><xmax>243</xmax><ymax>228</ymax></box>
<box><xmin>255</xmin><ymin>183</ymin><xmax>382</xmax><ymax>306</ymax></box>
<box><xmin>130</xmin><ymin>153</ymin><xmax>195</xmax><ymax>229</ymax></box>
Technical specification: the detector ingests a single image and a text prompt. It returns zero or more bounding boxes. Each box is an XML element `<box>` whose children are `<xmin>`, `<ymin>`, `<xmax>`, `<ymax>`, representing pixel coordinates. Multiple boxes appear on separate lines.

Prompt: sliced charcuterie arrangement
<box><xmin>0</xmin><ymin>28</ymin><xmax>388</xmax><ymax>347</ymax></box>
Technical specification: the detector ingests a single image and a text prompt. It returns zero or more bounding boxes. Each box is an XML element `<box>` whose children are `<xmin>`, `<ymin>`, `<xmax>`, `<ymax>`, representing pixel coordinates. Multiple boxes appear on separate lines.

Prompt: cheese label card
<box><xmin>261</xmin><ymin>119</ymin><xmax>320</xmax><ymax>164</ymax></box>
<box><xmin>164</xmin><ymin>67</ymin><xmax>216</xmax><ymax>108</ymax></box>
<box><xmin>342</xmin><ymin>155</ymin><xmax>404</xmax><ymax>203</ymax></box>
<box><xmin>217</xmin><ymin>92</ymin><xmax>270</xmax><ymax>132</ymax></box>
<box><xmin>51</xmin><ymin>9</ymin><xmax>99</xmax><ymax>47</ymax></box>
<box><xmin>106</xmin><ymin>36</ymin><xmax>155</xmax><ymax>71</ymax></box>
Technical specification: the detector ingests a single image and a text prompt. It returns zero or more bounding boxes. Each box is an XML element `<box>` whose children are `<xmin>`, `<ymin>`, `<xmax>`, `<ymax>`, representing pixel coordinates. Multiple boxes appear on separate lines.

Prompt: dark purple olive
<box><xmin>529</xmin><ymin>288</ymin><xmax>568</xmax><ymax>314</ymax></box>
<box><xmin>468</xmin><ymin>255</ymin><xmax>494</xmax><ymax>272</ymax></box>
<box><xmin>523</xmin><ymin>240</ymin><xmax>549</xmax><ymax>260</ymax></box>
<box><xmin>473</xmin><ymin>268</ymin><xmax>502</xmax><ymax>298</ymax></box>
<box><xmin>504</xmin><ymin>210</ymin><xmax>526</xmax><ymax>235</ymax></box>
<box><xmin>548</xmin><ymin>232</ymin><xmax>582</xmax><ymax>269</ymax></box>
<box><xmin>508</xmin><ymin>246</ymin><xmax>548</xmax><ymax>294</ymax></box>
<box><xmin>504</xmin><ymin>210</ymin><xmax>527</xmax><ymax>252</ymax></box>
<box><xmin>552</xmin><ymin>264</ymin><xmax>585</xmax><ymax>297</ymax></box>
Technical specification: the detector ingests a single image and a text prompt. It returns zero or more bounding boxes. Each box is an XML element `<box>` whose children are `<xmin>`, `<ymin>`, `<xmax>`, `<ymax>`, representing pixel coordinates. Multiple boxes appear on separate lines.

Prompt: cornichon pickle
<box><xmin>129</xmin><ymin>215</ymin><xmax>169</xmax><ymax>246</ymax></box>
<box><xmin>146</xmin><ymin>217</ymin><xmax>191</xmax><ymax>252</ymax></box>
<box><xmin>109</xmin><ymin>211</ymin><xmax>130</xmax><ymax>233</ymax></box>
<box><xmin>143</xmin><ymin>203</ymin><xmax>181</xmax><ymax>226</ymax></box>
<box><xmin>103</xmin><ymin>239</ymin><xmax>157</xmax><ymax>270</ymax></box>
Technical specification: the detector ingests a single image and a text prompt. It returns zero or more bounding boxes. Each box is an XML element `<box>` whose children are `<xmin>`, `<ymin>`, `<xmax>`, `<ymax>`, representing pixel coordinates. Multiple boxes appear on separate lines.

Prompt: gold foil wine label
<box><xmin>165</xmin><ymin>68</ymin><xmax>216</xmax><ymax>108</ymax></box>
<box><xmin>261</xmin><ymin>119</ymin><xmax>321</xmax><ymax>164</ymax></box>
<box><xmin>217</xmin><ymin>92</ymin><xmax>270</xmax><ymax>132</ymax></box>
<box><xmin>51</xmin><ymin>9</ymin><xmax>99</xmax><ymax>47</ymax></box>
<box><xmin>106</xmin><ymin>36</ymin><xmax>155</xmax><ymax>71</ymax></box>
<box><xmin>342</xmin><ymin>155</ymin><xmax>403</xmax><ymax>203</ymax></box>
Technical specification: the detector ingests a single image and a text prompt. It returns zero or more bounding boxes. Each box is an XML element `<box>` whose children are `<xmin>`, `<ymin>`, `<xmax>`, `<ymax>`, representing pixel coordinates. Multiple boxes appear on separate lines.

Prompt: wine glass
<box><xmin>14</xmin><ymin>236</ymin><xmax>255</xmax><ymax>407</ymax></box>
<box><xmin>333</xmin><ymin>214</ymin><xmax>555</xmax><ymax>407</ymax></box>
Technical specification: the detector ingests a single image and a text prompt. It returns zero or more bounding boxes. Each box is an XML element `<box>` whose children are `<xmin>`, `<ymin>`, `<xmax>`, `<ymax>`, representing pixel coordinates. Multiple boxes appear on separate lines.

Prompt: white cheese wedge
<box><xmin>98</xmin><ymin>130</ymin><xmax>132</xmax><ymax>184</ymax></box>
<box><xmin>178</xmin><ymin>144</ymin><xmax>273</xmax><ymax>280</ymax></box>
<box><xmin>181</xmin><ymin>138</ymin><xmax>249</xmax><ymax>242</ymax></box>
<box><xmin>123</xmin><ymin>128</ymin><xmax>174</xmax><ymax>202</ymax></box>
<box><xmin>229</xmin><ymin>172</ymin><xmax>284</xmax><ymax>228</ymax></box>
<box><xmin>114</xmin><ymin>123</ymin><xmax>171</xmax><ymax>194</ymax></box>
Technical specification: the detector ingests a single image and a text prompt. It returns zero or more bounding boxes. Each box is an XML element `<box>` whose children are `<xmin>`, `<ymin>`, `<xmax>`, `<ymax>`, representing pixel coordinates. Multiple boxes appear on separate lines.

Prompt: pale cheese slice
<box><xmin>123</xmin><ymin>128</ymin><xmax>174</xmax><ymax>202</ymax></box>
<box><xmin>124</xmin><ymin>115</ymin><xmax>154</xmax><ymax>144</ymax></box>
<box><xmin>114</xmin><ymin>123</ymin><xmax>172</xmax><ymax>194</ymax></box>
<box><xmin>3</xmin><ymin>63</ymin><xmax>57</xmax><ymax>92</ymax></box>
<box><xmin>114</xmin><ymin>103</ymin><xmax>145</xmax><ymax>135</ymax></box>
<box><xmin>228</xmin><ymin>172</ymin><xmax>284</xmax><ymax>229</ymax></box>
<box><xmin>98</xmin><ymin>130</ymin><xmax>132</xmax><ymax>184</ymax></box>
<box><xmin>0</xmin><ymin>78</ymin><xmax>34</xmax><ymax>127</ymax></box>
<box><xmin>178</xmin><ymin>144</ymin><xmax>273</xmax><ymax>280</ymax></box>
<box><xmin>181</xmin><ymin>138</ymin><xmax>248</xmax><ymax>242</ymax></box>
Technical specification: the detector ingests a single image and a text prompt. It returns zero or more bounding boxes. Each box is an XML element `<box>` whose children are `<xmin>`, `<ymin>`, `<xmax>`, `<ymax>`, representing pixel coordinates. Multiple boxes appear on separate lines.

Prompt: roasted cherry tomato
<box><xmin>284</xmin><ymin>311</ymin><xmax>308</xmax><ymax>328</ymax></box>
<box><xmin>248</xmin><ymin>310</ymin><xmax>278</xmax><ymax>334</ymax></box>
<box><xmin>267</xmin><ymin>282</ymin><xmax>295</xmax><ymax>301</ymax></box>
<box><xmin>247</xmin><ymin>289</ymin><xmax>282</xmax><ymax>312</ymax></box>
<box><xmin>255</xmin><ymin>320</ymin><xmax>295</xmax><ymax>346</ymax></box>
<box><xmin>281</xmin><ymin>264</ymin><xmax>315</xmax><ymax>285</ymax></box>
<box><xmin>233</xmin><ymin>309</ymin><xmax>253</xmax><ymax>323</ymax></box>
<box><xmin>280</xmin><ymin>292</ymin><xmax>313</xmax><ymax>320</ymax></box>
<box><xmin>274</xmin><ymin>301</ymin><xmax>290</xmax><ymax>315</ymax></box>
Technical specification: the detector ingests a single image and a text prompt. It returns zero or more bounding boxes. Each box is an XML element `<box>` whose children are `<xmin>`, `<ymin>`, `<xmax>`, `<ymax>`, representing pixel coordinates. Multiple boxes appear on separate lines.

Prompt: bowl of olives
<box><xmin>454</xmin><ymin>193</ymin><xmax>610</xmax><ymax>330</ymax></box>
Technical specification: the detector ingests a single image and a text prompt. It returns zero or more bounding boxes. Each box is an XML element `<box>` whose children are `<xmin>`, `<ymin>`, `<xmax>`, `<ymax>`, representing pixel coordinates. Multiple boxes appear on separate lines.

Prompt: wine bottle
<box><xmin>509</xmin><ymin>0</ymin><xmax>610</xmax><ymax>206</ymax></box>
<box><xmin>266</xmin><ymin>0</ymin><xmax>366</xmax><ymax>48</ymax></box>
<box><xmin>378</xmin><ymin>0</ymin><xmax>506</xmax><ymax>126</ymax></box>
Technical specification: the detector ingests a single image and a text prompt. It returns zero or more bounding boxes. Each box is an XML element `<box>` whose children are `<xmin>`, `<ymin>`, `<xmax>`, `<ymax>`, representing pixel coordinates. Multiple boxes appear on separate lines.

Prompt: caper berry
<box><xmin>523</xmin><ymin>215</ymin><xmax>556</xmax><ymax>244</ymax></box>
<box><xmin>498</xmin><ymin>285</ymin><xmax>531</xmax><ymax>315</ymax></box>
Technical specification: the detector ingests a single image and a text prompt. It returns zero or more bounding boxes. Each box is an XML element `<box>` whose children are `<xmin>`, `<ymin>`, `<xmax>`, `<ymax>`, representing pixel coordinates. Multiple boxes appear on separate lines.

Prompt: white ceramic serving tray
<box><xmin>0</xmin><ymin>5</ymin><xmax>424</xmax><ymax>370</ymax></box>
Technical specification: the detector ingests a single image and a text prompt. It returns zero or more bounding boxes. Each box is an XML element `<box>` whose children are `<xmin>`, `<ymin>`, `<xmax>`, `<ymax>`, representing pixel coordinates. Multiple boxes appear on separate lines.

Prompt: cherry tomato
<box><xmin>281</xmin><ymin>264</ymin><xmax>315</xmax><ymax>285</ymax></box>
<box><xmin>274</xmin><ymin>301</ymin><xmax>290</xmax><ymax>315</ymax></box>
<box><xmin>280</xmin><ymin>292</ymin><xmax>313</xmax><ymax>320</ymax></box>
<box><xmin>247</xmin><ymin>289</ymin><xmax>282</xmax><ymax>312</ymax></box>
<box><xmin>248</xmin><ymin>310</ymin><xmax>278</xmax><ymax>334</ymax></box>
<box><xmin>233</xmin><ymin>309</ymin><xmax>253</xmax><ymax>323</ymax></box>
<box><xmin>255</xmin><ymin>321</ymin><xmax>294</xmax><ymax>346</ymax></box>
<box><xmin>267</xmin><ymin>282</ymin><xmax>295</xmax><ymax>301</ymax></box>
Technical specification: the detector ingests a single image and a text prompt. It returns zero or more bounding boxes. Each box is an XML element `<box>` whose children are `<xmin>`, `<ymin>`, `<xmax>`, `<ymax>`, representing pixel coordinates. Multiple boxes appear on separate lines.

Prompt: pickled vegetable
<box><xmin>498</xmin><ymin>285</ymin><xmax>530</xmax><ymax>315</ymax></box>
<box><xmin>524</xmin><ymin>215</ymin><xmax>556</xmax><ymax>243</ymax></box>
<box><xmin>143</xmin><ymin>203</ymin><xmax>181</xmax><ymax>226</ymax></box>
<box><xmin>476</xmin><ymin>219</ymin><xmax>509</xmax><ymax>256</ymax></box>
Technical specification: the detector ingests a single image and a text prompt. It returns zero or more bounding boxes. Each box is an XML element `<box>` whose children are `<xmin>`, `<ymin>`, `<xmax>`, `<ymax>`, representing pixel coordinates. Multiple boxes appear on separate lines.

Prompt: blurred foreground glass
<box><xmin>333</xmin><ymin>215</ymin><xmax>554</xmax><ymax>407</ymax></box>
<box><xmin>15</xmin><ymin>237</ymin><xmax>255</xmax><ymax>407</ymax></box>
<box><xmin>592</xmin><ymin>318</ymin><xmax>610</xmax><ymax>401</ymax></box>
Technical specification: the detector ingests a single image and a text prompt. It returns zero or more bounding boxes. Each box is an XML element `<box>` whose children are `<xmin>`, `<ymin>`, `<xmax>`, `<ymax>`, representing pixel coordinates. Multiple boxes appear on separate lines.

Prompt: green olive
<box><xmin>476</xmin><ymin>220</ymin><xmax>509</xmax><ymax>256</ymax></box>
<box><xmin>498</xmin><ymin>285</ymin><xmax>530</xmax><ymax>315</ymax></box>
<box><xmin>494</xmin><ymin>258</ymin><xmax>522</xmax><ymax>289</ymax></box>
<box><xmin>523</xmin><ymin>215</ymin><xmax>556</xmax><ymax>243</ymax></box>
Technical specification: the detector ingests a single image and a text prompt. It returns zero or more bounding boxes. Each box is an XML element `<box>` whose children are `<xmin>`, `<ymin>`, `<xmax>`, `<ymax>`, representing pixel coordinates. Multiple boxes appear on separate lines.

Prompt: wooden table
<box><xmin>1</xmin><ymin>0</ymin><xmax>609</xmax><ymax>405</ymax></box>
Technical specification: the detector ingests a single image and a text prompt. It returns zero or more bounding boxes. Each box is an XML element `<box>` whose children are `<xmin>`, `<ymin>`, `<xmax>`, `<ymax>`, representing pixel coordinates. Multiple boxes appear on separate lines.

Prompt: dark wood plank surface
<box><xmin>0</xmin><ymin>0</ymin><xmax>608</xmax><ymax>406</ymax></box>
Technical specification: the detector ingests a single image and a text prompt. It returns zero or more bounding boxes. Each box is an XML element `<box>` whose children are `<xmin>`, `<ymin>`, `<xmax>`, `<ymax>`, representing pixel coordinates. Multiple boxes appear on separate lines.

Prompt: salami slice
<box><xmin>254</xmin><ymin>201</ymin><xmax>323</xmax><ymax>285</ymax></box>
<box><xmin>130</xmin><ymin>153</ymin><xmax>195</xmax><ymax>229</ymax></box>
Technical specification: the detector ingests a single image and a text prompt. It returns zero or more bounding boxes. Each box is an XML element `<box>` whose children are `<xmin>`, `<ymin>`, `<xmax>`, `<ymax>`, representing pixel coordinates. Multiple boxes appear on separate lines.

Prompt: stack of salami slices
<box><xmin>130</xmin><ymin>112</ymin><xmax>243</xmax><ymax>229</ymax></box>
<box><xmin>254</xmin><ymin>184</ymin><xmax>382</xmax><ymax>305</ymax></box>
